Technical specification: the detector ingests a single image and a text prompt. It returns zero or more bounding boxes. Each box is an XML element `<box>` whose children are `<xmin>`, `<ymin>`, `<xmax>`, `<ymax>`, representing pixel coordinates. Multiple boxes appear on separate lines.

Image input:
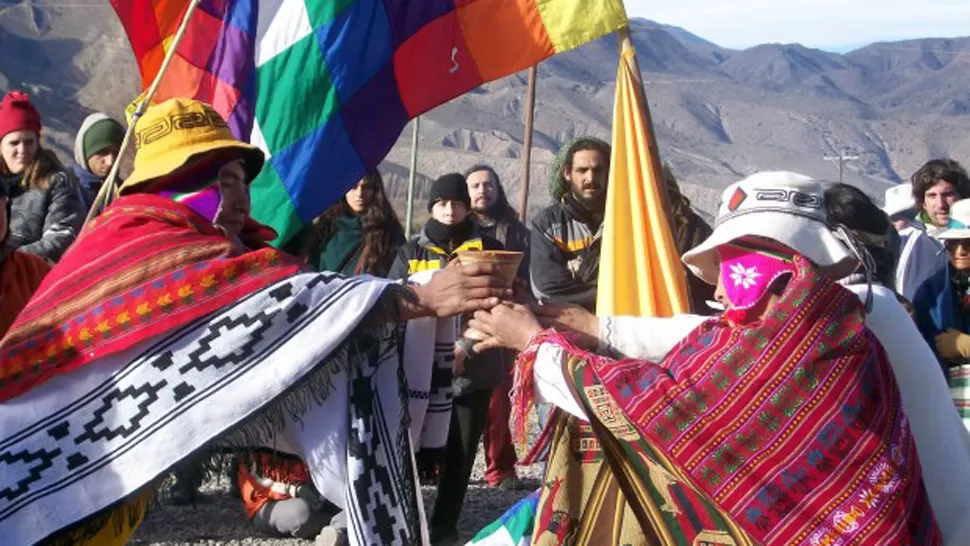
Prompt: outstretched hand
<box><xmin>531</xmin><ymin>301</ymin><xmax>600</xmax><ymax>349</ymax></box>
<box><xmin>402</xmin><ymin>263</ymin><xmax>512</xmax><ymax>320</ymax></box>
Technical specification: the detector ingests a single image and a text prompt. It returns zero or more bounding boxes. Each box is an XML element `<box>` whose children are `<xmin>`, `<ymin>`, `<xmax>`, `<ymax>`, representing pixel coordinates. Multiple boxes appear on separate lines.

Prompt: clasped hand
<box><xmin>465</xmin><ymin>298</ymin><xmax>600</xmax><ymax>353</ymax></box>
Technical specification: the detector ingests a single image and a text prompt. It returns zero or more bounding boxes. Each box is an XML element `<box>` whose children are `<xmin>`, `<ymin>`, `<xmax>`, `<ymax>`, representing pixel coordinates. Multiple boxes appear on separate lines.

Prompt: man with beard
<box><xmin>530</xmin><ymin>137</ymin><xmax>610</xmax><ymax>312</ymax></box>
<box><xmin>465</xmin><ymin>165</ymin><xmax>529</xmax><ymax>280</ymax></box>
<box><xmin>465</xmin><ymin>165</ymin><xmax>529</xmax><ymax>490</ymax></box>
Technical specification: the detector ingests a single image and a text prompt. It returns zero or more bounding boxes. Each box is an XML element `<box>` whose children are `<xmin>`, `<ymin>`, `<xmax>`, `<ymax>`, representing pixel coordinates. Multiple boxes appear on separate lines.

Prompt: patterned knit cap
<box><xmin>119</xmin><ymin>98</ymin><xmax>263</xmax><ymax>195</ymax></box>
<box><xmin>548</xmin><ymin>136</ymin><xmax>611</xmax><ymax>200</ymax></box>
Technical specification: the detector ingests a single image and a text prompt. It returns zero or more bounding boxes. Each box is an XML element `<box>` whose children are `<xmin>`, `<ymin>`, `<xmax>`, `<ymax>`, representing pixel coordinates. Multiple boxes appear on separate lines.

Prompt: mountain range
<box><xmin>2</xmin><ymin>4</ymin><xmax>970</xmax><ymax>220</ymax></box>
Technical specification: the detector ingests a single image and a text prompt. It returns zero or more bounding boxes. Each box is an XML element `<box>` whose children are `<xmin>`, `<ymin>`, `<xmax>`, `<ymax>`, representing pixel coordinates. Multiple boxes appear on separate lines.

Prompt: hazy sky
<box><xmin>624</xmin><ymin>0</ymin><xmax>970</xmax><ymax>52</ymax></box>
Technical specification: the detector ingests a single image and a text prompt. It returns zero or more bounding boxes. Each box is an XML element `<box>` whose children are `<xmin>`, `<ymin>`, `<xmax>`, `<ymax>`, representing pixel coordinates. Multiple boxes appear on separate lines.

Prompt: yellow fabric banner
<box><xmin>596</xmin><ymin>42</ymin><xmax>689</xmax><ymax>317</ymax></box>
<box><xmin>66</xmin><ymin>491</ymin><xmax>150</xmax><ymax>546</ymax></box>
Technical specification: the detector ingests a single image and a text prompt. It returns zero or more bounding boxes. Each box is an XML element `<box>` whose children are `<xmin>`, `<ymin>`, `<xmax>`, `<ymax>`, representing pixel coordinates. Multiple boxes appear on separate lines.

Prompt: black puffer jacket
<box><xmin>2</xmin><ymin>170</ymin><xmax>86</xmax><ymax>263</ymax></box>
<box><xmin>529</xmin><ymin>195</ymin><xmax>603</xmax><ymax>311</ymax></box>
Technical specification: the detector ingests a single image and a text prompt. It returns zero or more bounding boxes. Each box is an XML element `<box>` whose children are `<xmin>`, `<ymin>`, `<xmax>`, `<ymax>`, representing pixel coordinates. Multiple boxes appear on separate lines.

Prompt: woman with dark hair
<box><xmin>288</xmin><ymin>170</ymin><xmax>405</xmax><ymax>276</ymax></box>
<box><xmin>823</xmin><ymin>182</ymin><xmax>900</xmax><ymax>288</ymax></box>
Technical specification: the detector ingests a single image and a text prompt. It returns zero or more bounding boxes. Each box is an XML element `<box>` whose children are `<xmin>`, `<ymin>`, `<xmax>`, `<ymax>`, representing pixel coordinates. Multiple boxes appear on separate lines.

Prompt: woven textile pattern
<box><xmin>0</xmin><ymin>194</ymin><xmax>302</xmax><ymax>400</ymax></box>
<box><xmin>0</xmin><ymin>273</ymin><xmax>415</xmax><ymax>546</ymax></box>
<box><xmin>580</xmin><ymin>256</ymin><xmax>941</xmax><ymax>545</ymax></box>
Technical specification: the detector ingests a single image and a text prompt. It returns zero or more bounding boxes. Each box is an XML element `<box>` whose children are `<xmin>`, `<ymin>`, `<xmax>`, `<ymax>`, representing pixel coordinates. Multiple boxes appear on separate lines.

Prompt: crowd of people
<box><xmin>2</xmin><ymin>87</ymin><xmax>970</xmax><ymax>546</ymax></box>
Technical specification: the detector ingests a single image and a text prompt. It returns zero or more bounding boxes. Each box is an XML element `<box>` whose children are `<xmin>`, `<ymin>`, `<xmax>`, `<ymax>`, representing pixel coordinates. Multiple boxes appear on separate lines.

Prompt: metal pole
<box><xmin>83</xmin><ymin>0</ymin><xmax>204</xmax><ymax>226</ymax></box>
<box><xmin>405</xmin><ymin>116</ymin><xmax>420</xmax><ymax>239</ymax></box>
<box><xmin>519</xmin><ymin>65</ymin><xmax>538</xmax><ymax>223</ymax></box>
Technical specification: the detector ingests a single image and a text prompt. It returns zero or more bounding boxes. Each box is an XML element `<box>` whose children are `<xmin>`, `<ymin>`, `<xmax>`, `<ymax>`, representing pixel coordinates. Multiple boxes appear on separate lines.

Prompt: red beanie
<box><xmin>0</xmin><ymin>91</ymin><xmax>42</xmax><ymax>141</ymax></box>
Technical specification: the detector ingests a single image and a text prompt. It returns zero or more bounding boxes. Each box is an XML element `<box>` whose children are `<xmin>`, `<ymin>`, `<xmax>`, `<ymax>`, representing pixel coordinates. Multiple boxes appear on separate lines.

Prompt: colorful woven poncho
<box><xmin>0</xmin><ymin>194</ymin><xmax>438</xmax><ymax>546</ymax></box>
<box><xmin>512</xmin><ymin>254</ymin><xmax>941</xmax><ymax>545</ymax></box>
<box><xmin>0</xmin><ymin>194</ymin><xmax>301</xmax><ymax>400</ymax></box>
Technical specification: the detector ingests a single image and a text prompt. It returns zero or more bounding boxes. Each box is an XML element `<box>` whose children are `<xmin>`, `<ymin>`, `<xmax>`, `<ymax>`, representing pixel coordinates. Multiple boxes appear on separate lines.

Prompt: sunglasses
<box><xmin>944</xmin><ymin>239</ymin><xmax>970</xmax><ymax>251</ymax></box>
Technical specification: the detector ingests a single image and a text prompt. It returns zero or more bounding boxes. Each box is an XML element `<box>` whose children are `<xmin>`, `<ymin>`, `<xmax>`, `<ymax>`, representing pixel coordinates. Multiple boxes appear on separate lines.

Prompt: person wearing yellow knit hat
<box><xmin>0</xmin><ymin>97</ymin><xmax>512</xmax><ymax>546</ymax></box>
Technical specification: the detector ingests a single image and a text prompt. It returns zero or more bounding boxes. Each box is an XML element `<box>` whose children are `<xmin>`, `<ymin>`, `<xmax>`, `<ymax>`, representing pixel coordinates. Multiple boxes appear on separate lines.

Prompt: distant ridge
<box><xmin>1</xmin><ymin>6</ymin><xmax>969</xmax><ymax>217</ymax></box>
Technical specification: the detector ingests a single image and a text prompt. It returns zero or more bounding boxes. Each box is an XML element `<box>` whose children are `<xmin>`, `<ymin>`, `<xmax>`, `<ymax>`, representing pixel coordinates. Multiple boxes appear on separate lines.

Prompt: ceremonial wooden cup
<box><xmin>457</xmin><ymin>250</ymin><xmax>524</xmax><ymax>288</ymax></box>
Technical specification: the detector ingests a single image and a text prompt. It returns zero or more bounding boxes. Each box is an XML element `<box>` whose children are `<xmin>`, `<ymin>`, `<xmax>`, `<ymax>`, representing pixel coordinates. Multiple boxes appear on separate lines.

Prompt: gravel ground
<box><xmin>130</xmin><ymin>444</ymin><xmax>544</xmax><ymax>545</ymax></box>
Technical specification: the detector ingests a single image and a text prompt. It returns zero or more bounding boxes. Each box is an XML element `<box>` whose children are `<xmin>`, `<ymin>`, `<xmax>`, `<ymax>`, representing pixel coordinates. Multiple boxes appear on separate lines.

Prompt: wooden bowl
<box><xmin>457</xmin><ymin>250</ymin><xmax>523</xmax><ymax>288</ymax></box>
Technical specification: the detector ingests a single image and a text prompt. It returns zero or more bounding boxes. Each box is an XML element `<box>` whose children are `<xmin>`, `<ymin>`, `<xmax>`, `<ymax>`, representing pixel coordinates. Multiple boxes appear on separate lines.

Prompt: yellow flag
<box><xmin>596</xmin><ymin>41</ymin><xmax>689</xmax><ymax>317</ymax></box>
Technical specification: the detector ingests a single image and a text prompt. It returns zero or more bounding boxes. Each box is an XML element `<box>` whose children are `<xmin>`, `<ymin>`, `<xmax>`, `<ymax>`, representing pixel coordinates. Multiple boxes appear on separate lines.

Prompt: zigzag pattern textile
<box><xmin>0</xmin><ymin>273</ymin><xmax>423</xmax><ymax>546</ymax></box>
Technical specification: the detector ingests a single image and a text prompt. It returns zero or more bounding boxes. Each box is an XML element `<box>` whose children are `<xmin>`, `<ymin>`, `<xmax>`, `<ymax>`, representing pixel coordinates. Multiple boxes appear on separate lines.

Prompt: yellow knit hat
<box><xmin>119</xmin><ymin>98</ymin><xmax>264</xmax><ymax>195</ymax></box>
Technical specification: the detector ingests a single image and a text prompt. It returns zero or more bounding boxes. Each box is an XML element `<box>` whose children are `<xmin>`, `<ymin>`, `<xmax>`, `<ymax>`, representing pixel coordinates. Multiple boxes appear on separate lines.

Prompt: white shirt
<box><xmin>533</xmin><ymin>284</ymin><xmax>970</xmax><ymax>544</ymax></box>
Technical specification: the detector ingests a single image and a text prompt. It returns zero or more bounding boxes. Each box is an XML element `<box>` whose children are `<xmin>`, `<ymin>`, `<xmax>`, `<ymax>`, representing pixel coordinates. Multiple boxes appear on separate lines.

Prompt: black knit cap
<box><xmin>427</xmin><ymin>172</ymin><xmax>470</xmax><ymax>212</ymax></box>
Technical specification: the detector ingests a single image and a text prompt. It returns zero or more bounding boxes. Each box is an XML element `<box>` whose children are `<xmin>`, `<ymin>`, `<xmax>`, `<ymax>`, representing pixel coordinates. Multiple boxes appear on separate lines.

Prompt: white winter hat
<box><xmin>882</xmin><ymin>183</ymin><xmax>916</xmax><ymax>218</ymax></box>
<box><xmin>682</xmin><ymin>171</ymin><xmax>858</xmax><ymax>284</ymax></box>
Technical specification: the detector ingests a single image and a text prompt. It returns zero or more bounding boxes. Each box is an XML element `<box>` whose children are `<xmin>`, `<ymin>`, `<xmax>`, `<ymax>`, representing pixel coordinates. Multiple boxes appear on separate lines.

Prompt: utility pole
<box><xmin>519</xmin><ymin>65</ymin><xmax>538</xmax><ymax>223</ymax></box>
<box><xmin>823</xmin><ymin>149</ymin><xmax>860</xmax><ymax>183</ymax></box>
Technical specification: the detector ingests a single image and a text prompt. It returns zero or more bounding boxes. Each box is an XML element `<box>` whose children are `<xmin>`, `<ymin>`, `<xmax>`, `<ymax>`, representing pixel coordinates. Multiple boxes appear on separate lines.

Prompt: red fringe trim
<box><xmin>510</xmin><ymin>328</ymin><xmax>587</xmax><ymax>454</ymax></box>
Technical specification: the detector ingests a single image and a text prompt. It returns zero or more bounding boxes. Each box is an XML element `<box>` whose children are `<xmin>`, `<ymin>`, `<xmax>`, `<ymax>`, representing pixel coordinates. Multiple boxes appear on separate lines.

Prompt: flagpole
<box><xmin>405</xmin><ymin>116</ymin><xmax>421</xmax><ymax>239</ymax></box>
<box><xmin>518</xmin><ymin>65</ymin><xmax>538</xmax><ymax>223</ymax></box>
<box><xmin>83</xmin><ymin>0</ymin><xmax>203</xmax><ymax>227</ymax></box>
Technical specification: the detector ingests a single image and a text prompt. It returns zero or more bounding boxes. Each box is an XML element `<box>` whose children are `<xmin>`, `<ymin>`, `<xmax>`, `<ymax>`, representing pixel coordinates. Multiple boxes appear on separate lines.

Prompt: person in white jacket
<box><xmin>882</xmin><ymin>182</ymin><xmax>948</xmax><ymax>301</ymax></box>
<box><xmin>469</xmin><ymin>172</ymin><xmax>970</xmax><ymax>545</ymax></box>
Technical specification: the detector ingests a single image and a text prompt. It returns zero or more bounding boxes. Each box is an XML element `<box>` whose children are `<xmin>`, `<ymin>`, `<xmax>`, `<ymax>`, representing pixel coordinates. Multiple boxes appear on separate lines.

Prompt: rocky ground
<box><xmin>130</xmin><ymin>446</ymin><xmax>543</xmax><ymax>546</ymax></box>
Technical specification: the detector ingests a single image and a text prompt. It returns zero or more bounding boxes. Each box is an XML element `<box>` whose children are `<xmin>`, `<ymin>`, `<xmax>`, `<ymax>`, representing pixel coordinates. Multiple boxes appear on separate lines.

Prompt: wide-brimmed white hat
<box><xmin>932</xmin><ymin>198</ymin><xmax>970</xmax><ymax>239</ymax></box>
<box><xmin>882</xmin><ymin>183</ymin><xmax>916</xmax><ymax>218</ymax></box>
<box><xmin>682</xmin><ymin>171</ymin><xmax>858</xmax><ymax>284</ymax></box>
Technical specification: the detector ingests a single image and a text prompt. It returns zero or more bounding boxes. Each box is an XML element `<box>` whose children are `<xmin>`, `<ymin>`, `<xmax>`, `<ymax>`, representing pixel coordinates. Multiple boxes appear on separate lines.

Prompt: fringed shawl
<box><xmin>0</xmin><ymin>194</ymin><xmax>302</xmax><ymax>400</ymax></box>
<box><xmin>515</xmin><ymin>255</ymin><xmax>940</xmax><ymax>545</ymax></box>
